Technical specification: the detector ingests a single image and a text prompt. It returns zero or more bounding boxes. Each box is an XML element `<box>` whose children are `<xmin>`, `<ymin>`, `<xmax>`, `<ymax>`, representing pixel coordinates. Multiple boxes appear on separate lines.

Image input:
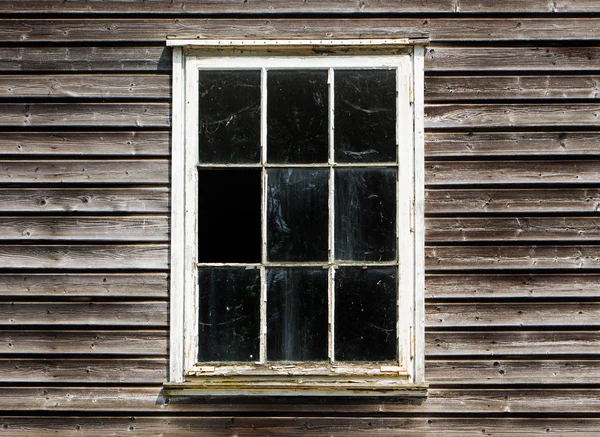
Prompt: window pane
<box><xmin>267</xmin><ymin>268</ymin><xmax>328</xmax><ymax>361</ymax></box>
<box><xmin>198</xmin><ymin>268</ymin><xmax>260</xmax><ymax>362</ymax></box>
<box><xmin>267</xmin><ymin>168</ymin><xmax>328</xmax><ymax>262</ymax></box>
<box><xmin>335</xmin><ymin>168</ymin><xmax>396</xmax><ymax>261</ymax></box>
<box><xmin>335</xmin><ymin>268</ymin><xmax>397</xmax><ymax>361</ymax></box>
<box><xmin>267</xmin><ymin>70</ymin><xmax>329</xmax><ymax>163</ymax></box>
<box><xmin>198</xmin><ymin>169</ymin><xmax>261</xmax><ymax>263</ymax></box>
<box><xmin>334</xmin><ymin>69</ymin><xmax>396</xmax><ymax>163</ymax></box>
<box><xmin>199</xmin><ymin>70</ymin><xmax>261</xmax><ymax>164</ymax></box>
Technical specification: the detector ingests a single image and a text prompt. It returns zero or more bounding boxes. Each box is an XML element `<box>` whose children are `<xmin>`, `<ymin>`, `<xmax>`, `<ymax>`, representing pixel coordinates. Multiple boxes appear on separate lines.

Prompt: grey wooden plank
<box><xmin>426</xmin><ymin>274</ymin><xmax>600</xmax><ymax>299</ymax></box>
<box><xmin>0</xmin><ymin>302</ymin><xmax>167</xmax><ymax>326</ymax></box>
<box><xmin>0</xmin><ymin>216</ymin><xmax>169</xmax><ymax>241</ymax></box>
<box><xmin>0</xmin><ymin>132</ymin><xmax>169</xmax><ymax>156</ymax></box>
<box><xmin>425</xmin><ymin>132</ymin><xmax>600</xmax><ymax>157</ymax></box>
<box><xmin>0</xmin><ymin>359</ymin><xmax>167</xmax><ymax>383</ymax></box>
<box><xmin>426</xmin><ymin>245</ymin><xmax>600</xmax><ymax>270</ymax></box>
<box><xmin>0</xmin><ymin>46</ymin><xmax>169</xmax><ymax>72</ymax></box>
<box><xmin>426</xmin><ymin>46</ymin><xmax>600</xmax><ymax>71</ymax></box>
<box><xmin>425</xmin><ymin>188</ymin><xmax>600</xmax><ymax>214</ymax></box>
<box><xmin>0</xmin><ymin>274</ymin><xmax>167</xmax><ymax>298</ymax></box>
<box><xmin>0</xmin><ymin>188</ymin><xmax>169</xmax><ymax>213</ymax></box>
<box><xmin>425</xmin><ymin>76</ymin><xmax>600</xmax><ymax>100</ymax></box>
<box><xmin>426</xmin><ymin>331</ymin><xmax>600</xmax><ymax>356</ymax></box>
<box><xmin>426</xmin><ymin>160</ymin><xmax>600</xmax><ymax>185</ymax></box>
<box><xmin>0</xmin><ymin>245</ymin><xmax>168</xmax><ymax>270</ymax></box>
<box><xmin>427</xmin><ymin>302</ymin><xmax>600</xmax><ymax>327</ymax></box>
<box><xmin>426</xmin><ymin>217</ymin><xmax>600</xmax><ymax>242</ymax></box>
<box><xmin>0</xmin><ymin>330</ymin><xmax>167</xmax><ymax>355</ymax></box>
<box><xmin>426</xmin><ymin>104</ymin><xmax>600</xmax><ymax>128</ymax></box>
<box><xmin>0</xmin><ymin>75</ymin><xmax>170</xmax><ymax>99</ymax></box>
<box><xmin>0</xmin><ymin>103</ymin><xmax>170</xmax><ymax>127</ymax></box>
<box><xmin>0</xmin><ymin>160</ymin><xmax>168</xmax><ymax>184</ymax></box>
<box><xmin>2</xmin><ymin>18</ymin><xmax>600</xmax><ymax>42</ymax></box>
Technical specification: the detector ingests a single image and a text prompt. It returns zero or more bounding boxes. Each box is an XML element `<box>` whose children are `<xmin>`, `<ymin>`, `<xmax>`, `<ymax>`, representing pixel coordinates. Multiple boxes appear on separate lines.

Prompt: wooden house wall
<box><xmin>1</xmin><ymin>1</ymin><xmax>600</xmax><ymax>435</ymax></box>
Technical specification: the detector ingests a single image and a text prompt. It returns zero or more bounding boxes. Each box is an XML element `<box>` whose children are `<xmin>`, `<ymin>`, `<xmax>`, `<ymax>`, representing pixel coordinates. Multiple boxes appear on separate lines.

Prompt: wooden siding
<box><xmin>1</xmin><ymin>2</ymin><xmax>600</xmax><ymax>436</ymax></box>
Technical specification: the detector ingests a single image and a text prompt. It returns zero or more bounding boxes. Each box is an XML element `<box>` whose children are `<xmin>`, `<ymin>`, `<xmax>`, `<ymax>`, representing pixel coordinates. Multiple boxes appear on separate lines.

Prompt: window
<box><xmin>167</xmin><ymin>39</ymin><xmax>426</xmax><ymax>396</ymax></box>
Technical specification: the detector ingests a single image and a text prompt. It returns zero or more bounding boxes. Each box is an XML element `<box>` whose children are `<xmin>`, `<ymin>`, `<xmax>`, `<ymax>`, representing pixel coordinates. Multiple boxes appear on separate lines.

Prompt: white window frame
<box><xmin>166</xmin><ymin>39</ymin><xmax>426</xmax><ymax>396</ymax></box>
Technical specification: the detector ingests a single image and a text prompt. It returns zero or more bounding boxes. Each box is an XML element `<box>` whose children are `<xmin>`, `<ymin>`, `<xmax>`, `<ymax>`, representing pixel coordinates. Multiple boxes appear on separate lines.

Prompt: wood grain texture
<box><xmin>425</xmin><ymin>188</ymin><xmax>600</xmax><ymax>214</ymax></box>
<box><xmin>426</xmin><ymin>245</ymin><xmax>600</xmax><ymax>270</ymax></box>
<box><xmin>426</xmin><ymin>217</ymin><xmax>600</xmax><ymax>242</ymax></box>
<box><xmin>0</xmin><ymin>274</ymin><xmax>167</xmax><ymax>298</ymax></box>
<box><xmin>2</xmin><ymin>18</ymin><xmax>600</xmax><ymax>42</ymax></box>
<box><xmin>0</xmin><ymin>132</ymin><xmax>169</xmax><ymax>156</ymax></box>
<box><xmin>426</xmin><ymin>331</ymin><xmax>600</xmax><ymax>356</ymax></box>
<box><xmin>426</xmin><ymin>160</ymin><xmax>600</xmax><ymax>185</ymax></box>
<box><xmin>426</xmin><ymin>104</ymin><xmax>600</xmax><ymax>128</ymax></box>
<box><xmin>0</xmin><ymin>302</ymin><xmax>167</xmax><ymax>326</ymax></box>
<box><xmin>0</xmin><ymin>216</ymin><xmax>168</xmax><ymax>241</ymax></box>
<box><xmin>0</xmin><ymin>245</ymin><xmax>168</xmax><ymax>270</ymax></box>
<box><xmin>0</xmin><ymin>103</ymin><xmax>170</xmax><ymax>127</ymax></box>
<box><xmin>426</xmin><ymin>46</ymin><xmax>600</xmax><ymax>71</ymax></box>
<box><xmin>427</xmin><ymin>303</ymin><xmax>600</xmax><ymax>327</ymax></box>
<box><xmin>0</xmin><ymin>188</ymin><xmax>169</xmax><ymax>213</ymax></box>
<box><xmin>425</xmin><ymin>76</ymin><xmax>600</xmax><ymax>100</ymax></box>
<box><xmin>0</xmin><ymin>416</ymin><xmax>598</xmax><ymax>436</ymax></box>
<box><xmin>0</xmin><ymin>75</ymin><xmax>170</xmax><ymax>99</ymax></box>
<box><xmin>425</xmin><ymin>132</ymin><xmax>600</xmax><ymax>157</ymax></box>
<box><xmin>0</xmin><ymin>160</ymin><xmax>168</xmax><ymax>184</ymax></box>
<box><xmin>426</xmin><ymin>274</ymin><xmax>600</xmax><ymax>299</ymax></box>
<box><xmin>0</xmin><ymin>330</ymin><xmax>167</xmax><ymax>355</ymax></box>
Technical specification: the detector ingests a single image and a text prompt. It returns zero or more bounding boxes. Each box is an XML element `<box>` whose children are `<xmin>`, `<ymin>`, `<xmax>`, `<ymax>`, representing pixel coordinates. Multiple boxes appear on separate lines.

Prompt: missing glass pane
<box><xmin>198</xmin><ymin>169</ymin><xmax>261</xmax><ymax>263</ymax></box>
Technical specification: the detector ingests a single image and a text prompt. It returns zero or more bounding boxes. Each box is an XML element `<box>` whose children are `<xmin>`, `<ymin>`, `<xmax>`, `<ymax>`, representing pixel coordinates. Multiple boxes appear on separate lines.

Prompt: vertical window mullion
<box><xmin>327</xmin><ymin>67</ymin><xmax>335</xmax><ymax>362</ymax></box>
<box><xmin>259</xmin><ymin>67</ymin><xmax>268</xmax><ymax>364</ymax></box>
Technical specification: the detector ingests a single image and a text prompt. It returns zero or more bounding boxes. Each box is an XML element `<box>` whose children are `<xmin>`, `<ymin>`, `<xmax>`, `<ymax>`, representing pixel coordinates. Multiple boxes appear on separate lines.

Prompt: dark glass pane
<box><xmin>334</xmin><ymin>69</ymin><xmax>396</xmax><ymax>163</ymax></box>
<box><xmin>335</xmin><ymin>268</ymin><xmax>397</xmax><ymax>361</ymax></box>
<box><xmin>198</xmin><ymin>268</ymin><xmax>260</xmax><ymax>362</ymax></box>
<box><xmin>198</xmin><ymin>169</ymin><xmax>261</xmax><ymax>263</ymax></box>
<box><xmin>199</xmin><ymin>70</ymin><xmax>261</xmax><ymax>164</ymax></box>
<box><xmin>267</xmin><ymin>268</ymin><xmax>328</xmax><ymax>361</ymax></box>
<box><xmin>267</xmin><ymin>168</ymin><xmax>328</xmax><ymax>262</ymax></box>
<box><xmin>335</xmin><ymin>168</ymin><xmax>396</xmax><ymax>261</ymax></box>
<box><xmin>267</xmin><ymin>70</ymin><xmax>328</xmax><ymax>163</ymax></box>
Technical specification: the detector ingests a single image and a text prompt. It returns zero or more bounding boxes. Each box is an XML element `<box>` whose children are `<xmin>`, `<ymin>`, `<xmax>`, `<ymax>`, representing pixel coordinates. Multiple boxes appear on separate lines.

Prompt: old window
<box><xmin>167</xmin><ymin>39</ymin><xmax>426</xmax><ymax>396</ymax></box>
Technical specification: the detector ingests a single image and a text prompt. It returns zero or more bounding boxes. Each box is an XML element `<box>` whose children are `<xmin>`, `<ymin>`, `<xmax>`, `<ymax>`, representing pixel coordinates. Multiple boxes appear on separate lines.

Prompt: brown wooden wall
<box><xmin>2</xmin><ymin>1</ymin><xmax>600</xmax><ymax>435</ymax></box>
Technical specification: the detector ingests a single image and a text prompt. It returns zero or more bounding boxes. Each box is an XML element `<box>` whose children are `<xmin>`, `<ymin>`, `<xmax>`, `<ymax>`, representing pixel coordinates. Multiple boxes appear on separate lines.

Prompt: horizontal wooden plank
<box><xmin>0</xmin><ymin>160</ymin><xmax>168</xmax><ymax>184</ymax></box>
<box><xmin>0</xmin><ymin>103</ymin><xmax>169</xmax><ymax>127</ymax></box>
<box><xmin>427</xmin><ymin>360</ymin><xmax>600</xmax><ymax>385</ymax></box>
<box><xmin>0</xmin><ymin>245</ymin><xmax>168</xmax><ymax>270</ymax></box>
<box><xmin>425</xmin><ymin>188</ymin><xmax>600</xmax><ymax>214</ymax></box>
<box><xmin>0</xmin><ymin>274</ymin><xmax>167</xmax><ymax>298</ymax></box>
<box><xmin>0</xmin><ymin>46</ymin><xmax>169</xmax><ymax>72</ymax></box>
<box><xmin>425</xmin><ymin>132</ymin><xmax>600</xmax><ymax>157</ymax></box>
<box><xmin>0</xmin><ymin>75</ymin><xmax>170</xmax><ymax>99</ymax></box>
<box><xmin>0</xmin><ymin>330</ymin><xmax>167</xmax><ymax>355</ymax></box>
<box><xmin>426</xmin><ymin>46</ymin><xmax>600</xmax><ymax>71</ymax></box>
<box><xmin>426</xmin><ymin>104</ymin><xmax>600</xmax><ymax>128</ymax></box>
<box><xmin>3</xmin><ymin>18</ymin><xmax>600</xmax><ymax>42</ymax></box>
<box><xmin>0</xmin><ymin>132</ymin><xmax>169</xmax><ymax>156</ymax></box>
<box><xmin>0</xmin><ymin>302</ymin><xmax>166</xmax><ymax>326</ymax></box>
<box><xmin>428</xmin><ymin>302</ymin><xmax>600</xmax><ymax>327</ymax></box>
<box><xmin>426</xmin><ymin>245</ymin><xmax>600</xmax><ymax>270</ymax></box>
<box><xmin>426</xmin><ymin>217</ymin><xmax>600</xmax><ymax>242</ymax></box>
<box><xmin>0</xmin><ymin>358</ymin><xmax>166</xmax><ymax>383</ymax></box>
<box><xmin>426</xmin><ymin>274</ymin><xmax>600</xmax><ymax>299</ymax></box>
<box><xmin>0</xmin><ymin>188</ymin><xmax>169</xmax><ymax>213</ymax></box>
<box><xmin>0</xmin><ymin>216</ymin><xmax>168</xmax><ymax>241</ymax></box>
<box><xmin>426</xmin><ymin>160</ymin><xmax>600</xmax><ymax>185</ymax></box>
<box><xmin>0</xmin><ymin>416</ymin><xmax>598</xmax><ymax>436</ymax></box>
<box><xmin>426</xmin><ymin>330</ymin><xmax>600</xmax><ymax>356</ymax></box>
<box><xmin>425</xmin><ymin>75</ymin><xmax>600</xmax><ymax>100</ymax></box>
